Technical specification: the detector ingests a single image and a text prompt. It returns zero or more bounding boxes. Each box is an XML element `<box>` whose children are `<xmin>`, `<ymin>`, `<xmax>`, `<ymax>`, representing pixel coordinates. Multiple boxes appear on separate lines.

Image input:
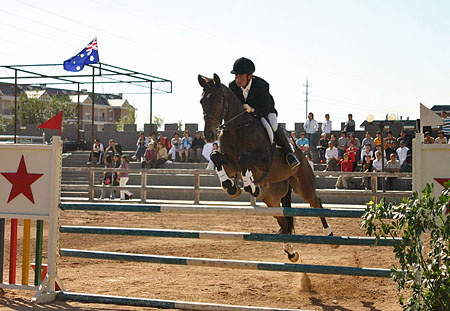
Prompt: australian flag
<box><xmin>63</xmin><ymin>37</ymin><xmax>99</xmax><ymax>72</ymax></box>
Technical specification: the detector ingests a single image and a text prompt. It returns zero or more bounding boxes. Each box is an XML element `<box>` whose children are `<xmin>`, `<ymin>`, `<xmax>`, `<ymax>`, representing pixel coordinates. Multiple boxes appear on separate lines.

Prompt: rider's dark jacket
<box><xmin>229</xmin><ymin>76</ymin><xmax>277</xmax><ymax>118</ymax></box>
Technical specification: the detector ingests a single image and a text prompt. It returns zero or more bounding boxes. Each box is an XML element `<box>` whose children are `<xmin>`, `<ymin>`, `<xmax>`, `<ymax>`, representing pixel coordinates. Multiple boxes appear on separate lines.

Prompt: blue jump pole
<box><xmin>60</xmin><ymin>248</ymin><xmax>393</xmax><ymax>278</ymax></box>
<box><xmin>59</xmin><ymin>226</ymin><xmax>400</xmax><ymax>247</ymax></box>
<box><xmin>59</xmin><ymin>203</ymin><xmax>367</xmax><ymax>218</ymax></box>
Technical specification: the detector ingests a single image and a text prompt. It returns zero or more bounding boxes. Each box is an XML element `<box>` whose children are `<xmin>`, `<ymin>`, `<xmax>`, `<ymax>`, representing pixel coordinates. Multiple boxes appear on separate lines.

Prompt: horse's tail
<box><xmin>281</xmin><ymin>184</ymin><xmax>294</xmax><ymax>234</ymax></box>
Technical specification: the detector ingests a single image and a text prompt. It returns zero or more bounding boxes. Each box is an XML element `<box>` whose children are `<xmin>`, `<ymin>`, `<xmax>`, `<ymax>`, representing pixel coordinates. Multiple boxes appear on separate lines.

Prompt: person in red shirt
<box><xmin>346</xmin><ymin>141</ymin><xmax>357</xmax><ymax>171</ymax></box>
<box><xmin>335</xmin><ymin>153</ymin><xmax>353</xmax><ymax>189</ymax></box>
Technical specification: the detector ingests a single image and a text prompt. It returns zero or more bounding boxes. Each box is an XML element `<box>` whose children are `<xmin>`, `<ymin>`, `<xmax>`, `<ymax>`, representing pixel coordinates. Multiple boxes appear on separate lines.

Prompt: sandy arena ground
<box><xmin>0</xmin><ymin>203</ymin><xmax>402</xmax><ymax>311</ymax></box>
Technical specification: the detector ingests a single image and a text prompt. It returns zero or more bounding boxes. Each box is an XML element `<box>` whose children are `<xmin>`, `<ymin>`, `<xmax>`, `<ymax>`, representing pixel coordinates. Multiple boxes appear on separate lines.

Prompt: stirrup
<box><xmin>286</xmin><ymin>153</ymin><xmax>300</xmax><ymax>169</ymax></box>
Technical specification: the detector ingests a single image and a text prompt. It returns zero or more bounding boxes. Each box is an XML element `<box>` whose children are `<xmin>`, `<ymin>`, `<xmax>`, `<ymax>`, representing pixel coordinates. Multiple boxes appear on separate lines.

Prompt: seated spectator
<box><xmin>112</xmin><ymin>153</ymin><xmax>121</xmax><ymax>199</ymax></box>
<box><xmin>423</xmin><ymin>131</ymin><xmax>435</xmax><ymax>144</ymax></box>
<box><xmin>206</xmin><ymin>142</ymin><xmax>219</xmax><ymax>170</ymax></box>
<box><xmin>117</xmin><ymin>155</ymin><xmax>134</xmax><ymax>200</ymax></box>
<box><xmin>296</xmin><ymin>132</ymin><xmax>309</xmax><ymax>149</ymax></box>
<box><xmin>325</xmin><ymin>141</ymin><xmax>339</xmax><ymax>171</ymax></box>
<box><xmin>290</xmin><ymin>131</ymin><xmax>298</xmax><ymax>142</ymax></box>
<box><xmin>178</xmin><ymin>130</ymin><xmax>193</xmax><ymax>162</ymax></box>
<box><xmin>302</xmin><ymin>144</ymin><xmax>311</xmax><ymax>159</ymax></box>
<box><xmin>337</xmin><ymin>131</ymin><xmax>348</xmax><ymax>158</ymax></box>
<box><xmin>396</xmin><ymin>140</ymin><xmax>410</xmax><ymax>172</ymax></box>
<box><xmin>374</xmin><ymin>144</ymin><xmax>386</xmax><ymax>159</ymax></box>
<box><xmin>361</xmin><ymin>132</ymin><xmax>375</xmax><ymax>152</ymax></box>
<box><xmin>104</xmin><ymin>139</ymin><xmax>122</xmax><ymax>157</ymax></box>
<box><xmin>360</xmin><ymin>155</ymin><xmax>373</xmax><ymax>190</ymax></box>
<box><xmin>168</xmin><ymin>132</ymin><xmax>182</xmax><ymax>162</ymax></box>
<box><xmin>346</xmin><ymin>141</ymin><xmax>357</xmax><ymax>171</ymax></box>
<box><xmin>149</xmin><ymin>132</ymin><xmax>158</xmax><ymax>146</ymax></box>
<box><xmin>141</xmin><ymin>143</ymin><xmax>157</xmax><ymax>168</ymax></box>
<box><xmin>374</xmin><ymin>131</ymin><xmax>382</xmax><ymax>147</ymax></box>
<box><xmin>435</xmin><ymin>131</ymin><xmax>448</xmax><ymax>144</ymax></box>
<box><xmin>159</xmin><ymin>134</ymin><xmax>171</xmax><ymax>150</ymax></box>
<box><xmin>397</xmin><ymin>130</ymin><xmax>412</xmax><ymax>149</ymax></box>
<box><xmin>190</xmin><ymin>131</ymin><xmax>206</xmax><ymax>162</ymax></box>
<box><xmin>360</xmin><ymin>144</ymin><xmax>373</xmax><ymax>165</ymax></box>
<box><xmin>373</xmin><ymin>151</ymin><xmax>386</xmax><ymax>172</ymax></box>
<box><xmin>317</xmin><ymin>133</ymin><xmax>329</xmax><ymax>163</ymax></box>
<box><xmin>134</xmin><ymin>132</ymin><xmax>148</xmax><ymax>162</ymax></box>
<box><xmin>155</xmin><ymin>141</ymin><xmax>168</xmax><ymax>168</ymax></box>
<box><xmin>305</xmin><ymin>154</ymin><xmax>314</xmax><ymax>171</ymax></box>
<box><xmin>335</xmin><ymin>153</ymin><xmax>353</xmax><ymax>189</ymax></box>
<box><xmin>385</xmin><ymin>153</ymin><xmax>400</xmax><ymax>190</ymax></box>
<box><xmin>100</xmin><ymin>154</ymin><xmax>114</xmax><ymax>200</ymax></box>
<box><xmin>329</xmin><ymin>134</ymin><xmax>338</xmax><ymax>149</ymax></box>
<box><xmin>87</xmin><ymin>139</ymin><xmax>104</xmax><ymax>165</ymax></box>
<box><xmin>383</xmin><ymin>131</ymin><xmax>397</xmax><ymax>159</ymax></box>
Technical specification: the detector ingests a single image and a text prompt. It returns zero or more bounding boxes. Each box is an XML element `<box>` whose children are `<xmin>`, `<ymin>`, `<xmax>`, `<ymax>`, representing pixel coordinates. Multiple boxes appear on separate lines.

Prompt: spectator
<box><xmin>360</xmin><ymin>144</ymin><xmax>373</xmax><ymax>165</ymax></box>
<box><xmin>100</xmin><ymin>154</ymin><xmax>114</xmax><ymax>200</ymax></box>
<box><xmin>178</xmin><ymin>130</ymin><xmax>193</xmax><ymax>162</ymax></box>
<box><xmin>374</xmin><ymin>144</ymin><xmax>386</xmax><ymax>159</ymax></box>
<box><xmin>141</xmin><ymin>143</ymin><xmax>157</xmax><ymax>168</ymax></box>
<box><xmin>360</xmin><ymin>155</ymin><xmax>373</xmax><ymax>190</ymax></box>
<box><xmin>117</xmin><ymin>155</ymin><xmax>134</xmax><ymax>200</ymax></box>
<box><xmin>149</xmin><ymin>132</ymin><xmax>158</xmax><ymax>146</ymax></box>
<box><xmin>325</xmin><ymin>141</ymin><xmax>339</xmax><ymax>171</ymax></box>
<box><xmin>442</xmin><ymin>111</ymin><xmax>450</xmax><ymax>136</ymax></box>
<box><xmin>423</xmin><ymin>131</ymin><xmax>435</xmax><ymax>144</ymax></box>
<box><xmin>87</xmin><ymin>139</ymin><xmax>104</xmax><ymax>165</ymax></box>
<box><xmin>104</xmin><ymin>139</ymin><xmax>122</xmax><ymax>157</ymax></box>
<box><xmin>305</xmin><ymin>154</ymin><xmax>314</xmax><ymax>171</ymax></box>
<box><xmin>134</xmin><ymin>132</ymin><xmax>148</xmax><ymax>162</ymax></box>
<box><xmin>190</xmin><ymin>131</ymin><xmax>206</xmax><ymax>162</ymax></box>
<box><xmin>396</xmin><ymin>140</ymin><xmax>410</xmax><ymax>172</ymax></box>
<box><xmin>372</xmin><ymin>151</ymin><xmax>386</xmax><ymax>172</ymax></box>
<box><xmin>304</xmin><ymin>112</ymin><xmax>319</xmax><ymax>148</ymax></box>
<box><xmin>159</xmin><ymin>134</ymin><xmax>171</xmax><ymax>150</ymax></box>
<box><xmin>385</xmin><ymin>153</ymin><xmax>400</xmax><ymax>190</ymax></box>
<box><xmin>296</xmin><ymin>132</ymin><xmax>309</xmax><ymax>149</ymax></box>
<box><xmin>337</xmin><ymin>131</ymin><xmax>348</xmax><ymax>158</ymax></box>
<box><xmin>346</xmin><ymin>141</ymin><xmax>357</xmax><ymax>171</ymax></box>
<box><xmin>290</xmin><ymin>131</ymin><xmax>298</xmax><ymax>142</ymax></box>
<box><xmin>435</xmin><ymin>131</ymin><xmax>448</xmax><ymax>144</ymax></box>
<box><xmin>374</xmin><ymin>131</ymin><xmax>382</xmax><ymax>147</ymax></box>
<box><xmin>317</xmin><ymin>133</ymin><xmax>329</xmax><ymax>163</ymax></box>
<box><xmin>397</xmin><ymin>130</ymin><xmax>412</xmax><ymax>149</ymax></box>
<box><xmin>302</xmin><ymin>144</ymin><xmax>312</xmax><ymax>159</ymax></box>
<box><xmin>344</xmin><ymin>114</ymin><xmax>355</xmax><ymax>133</ymax></box>
<box><xmin>348</xmin><ymin>133</ymin><xmax>361</xmax><ymax>162</ymax></box>
<box><xmin>168</xmin><ymin>132</ymin><xmax>182</xmax><ymax>162</ymax></box>
<box><xmin>329</xmin><ymin>134</ymin><xmax>338</xmax><ymax>149</ymax></box>
<box><xmin>361</xmin><ymin>132</ymin><xmax>375</xmax><ymax>152</ymax></box>
<box><xmin>112</xmin><ymin>153</ymin><xmax>121</xmax><ymax>199</ymax></box>
<box><xmin>383</xmin><ymin>131</ymin><xmax>397</xmax><ymax>158</ymax></box>
<box><xmin>321</xmin><ymin>114</ymin><xmax>332</xmax><ymax>138</ymax></box>
<box><xmin>335</xmin><ymin>153</ymin><xmax>353</xmax><ymax>189</ymax></box>
<box><xmin>155</xmin><ymin>141</ymin><xmax>168</xmax><ymax>168</ymax></box>
<box><xmin>206</xmin><ymin>142</ymin><xmax>219</xmax><ymax>170</ymax></box>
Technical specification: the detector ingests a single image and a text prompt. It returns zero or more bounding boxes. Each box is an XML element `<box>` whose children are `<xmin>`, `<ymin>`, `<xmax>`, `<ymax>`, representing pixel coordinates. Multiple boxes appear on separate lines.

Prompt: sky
<box><xmin>1</xmin><ymin>0</ymin><xmax>449</xmax><ymax>131</ymax></box>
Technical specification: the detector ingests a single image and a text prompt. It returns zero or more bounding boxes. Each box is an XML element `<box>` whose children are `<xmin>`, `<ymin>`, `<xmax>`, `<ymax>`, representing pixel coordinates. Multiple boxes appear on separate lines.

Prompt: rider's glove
<box><xmin>243</xmin><ymin>104</ymin><xmax>254</xmax><ymax>113</ymax></box>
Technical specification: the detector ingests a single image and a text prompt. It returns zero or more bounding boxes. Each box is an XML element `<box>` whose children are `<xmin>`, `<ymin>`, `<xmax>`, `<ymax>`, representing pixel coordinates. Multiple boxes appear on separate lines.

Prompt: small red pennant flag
<box><xmin>38</xmin><ymin>111</ymin><xmax>63</xmax><ymax>136</ymax></box>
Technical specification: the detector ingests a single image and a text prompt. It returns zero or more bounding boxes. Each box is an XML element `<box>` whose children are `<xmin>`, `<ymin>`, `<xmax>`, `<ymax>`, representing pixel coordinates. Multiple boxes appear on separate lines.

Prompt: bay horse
<box><xmin>198</xmin><ymin>74</ymin><xmax>334</xmax><ymax>262</ymax></box>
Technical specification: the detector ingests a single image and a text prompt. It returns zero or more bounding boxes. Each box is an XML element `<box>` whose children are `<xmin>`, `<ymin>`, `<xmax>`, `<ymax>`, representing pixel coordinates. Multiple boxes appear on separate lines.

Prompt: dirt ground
<box><xmin>0</xmin><ymin>204</ymin><xmax>402</xmax><ymax>311</ymax></box>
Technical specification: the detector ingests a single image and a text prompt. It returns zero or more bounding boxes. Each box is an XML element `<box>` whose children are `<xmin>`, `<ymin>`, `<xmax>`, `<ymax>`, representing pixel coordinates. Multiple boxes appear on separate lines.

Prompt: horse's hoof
<box><xmin>227</xmin><ymin>185</ymin><xmax>241</xmax><ymax>198</ymax></box>
<box><xmin>243</xmin><ymin>185</ymin><xmax>252</xmax><ymax>193</ymax></box>
<box><xmin>251</xmin><ymin>187</ymin><xmax>260</xmax><ymax>197</ymax></box>
<box><xmin>288</xmin><ymin>251</ymin><xmax>299</xmax><ymax>262</ymax></box>
<box><xmin>222</xmin><ymin>180</ymin><xmax>233</xmax><ymax>189</ymax></box>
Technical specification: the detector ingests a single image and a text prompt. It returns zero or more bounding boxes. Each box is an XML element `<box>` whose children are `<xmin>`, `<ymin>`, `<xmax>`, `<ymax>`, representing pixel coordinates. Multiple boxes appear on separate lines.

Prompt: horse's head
<box><xmin>198</xmin><ymin>73</ymin><xmax>225</xmax><ymax>142</ymax></box>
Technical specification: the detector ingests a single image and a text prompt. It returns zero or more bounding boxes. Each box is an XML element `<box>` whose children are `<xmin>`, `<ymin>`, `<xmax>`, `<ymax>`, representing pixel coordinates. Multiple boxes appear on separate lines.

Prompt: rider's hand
<box><xmin>243</xmin><ymin>104</ymin><xmax>254</xmax><ymax>113</ymax></box>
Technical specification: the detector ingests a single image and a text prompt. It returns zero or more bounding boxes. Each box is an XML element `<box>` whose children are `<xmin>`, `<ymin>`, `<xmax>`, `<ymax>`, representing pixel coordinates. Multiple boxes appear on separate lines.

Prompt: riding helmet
<box><xmin>231</xmin><ymin>57</ymin><xmax>255</xmax><ymax>74</ymax></box>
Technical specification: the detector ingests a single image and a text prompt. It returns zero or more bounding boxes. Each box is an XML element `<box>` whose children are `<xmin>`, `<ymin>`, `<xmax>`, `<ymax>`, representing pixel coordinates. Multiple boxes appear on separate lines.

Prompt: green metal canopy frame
<box><xmin>0</xmin><ymin>63</ymin><xmax>172</xmax><ymax>149</ymax></box>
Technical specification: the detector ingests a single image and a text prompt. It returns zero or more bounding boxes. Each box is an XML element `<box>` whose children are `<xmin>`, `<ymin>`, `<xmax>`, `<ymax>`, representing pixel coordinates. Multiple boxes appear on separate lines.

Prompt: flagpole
<box><xmin>14</xmin><ymin>69</ymin><xmax>17</xmax><ymax>144</ymax></box>
<box><xmin>91</xmin><ymin>66</ymin><xmax>95</xmax><ymax>166</ymax></box>
<box><xmin>149</xmin><ymin>81</ymin><xmax>153</xmax><ymax>135</ymax></box>
<box><xmin>77</xmin><ymin>83</ymin><xmax>80</xmax><ymax>144</ymax></box>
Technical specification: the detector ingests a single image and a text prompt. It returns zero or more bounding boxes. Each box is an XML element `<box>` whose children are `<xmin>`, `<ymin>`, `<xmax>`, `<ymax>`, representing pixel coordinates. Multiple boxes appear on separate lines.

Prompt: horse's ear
<box><xmin>213</xmin><ymin>73</ymin><xmax>221</xmax><ymax>87</ymax></box>
<box><xmin>198</xmin><ymin>75</ymin><xmax>209</xmax><ymax>88</ymax></box>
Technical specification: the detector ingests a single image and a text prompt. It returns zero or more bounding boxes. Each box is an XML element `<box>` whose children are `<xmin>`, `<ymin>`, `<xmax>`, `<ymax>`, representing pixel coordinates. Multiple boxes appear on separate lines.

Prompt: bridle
<box><xmin>202</xmin><ymin>86</ymin><xmax>248</xmax><ymax>131</ymax></box>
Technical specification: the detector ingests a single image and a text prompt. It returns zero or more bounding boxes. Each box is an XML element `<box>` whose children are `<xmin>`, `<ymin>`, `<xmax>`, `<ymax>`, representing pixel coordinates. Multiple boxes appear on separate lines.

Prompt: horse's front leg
<box><xmin>238</xmin><ymin>153</ymin><xmax>260</xmax><ymax>197</ymax></box>
<box><xmin>210</xmin><ymin>150</ymin><xmax>240</xmax><ymax>197</ymax></box>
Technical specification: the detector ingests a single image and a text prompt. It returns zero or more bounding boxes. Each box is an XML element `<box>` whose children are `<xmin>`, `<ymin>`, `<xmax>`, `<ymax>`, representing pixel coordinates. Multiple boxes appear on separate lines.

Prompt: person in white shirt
<box><xmin>396</xmin><ymin>140</ymin><xmax>410</xmax><ymax>172</ymax></box>
<box><xmin>360</xmin><ymin>144</ymin><xmax>373</xmax><ymax>165</ymax></box>
<box><xmin>321</xmin><ymin>113</ymin><xmax>332</xmax><ymax>138</ymax></box>
<box><xmin>304</xmin><ymin>112</ymin><xmax>319</xmax><ymax>149</ymax></box>
<box><xmin>88</xmin><ymin>139</ymin><xmax>104</xmax><ymax>165</ymax></box>
<box><xmin>325</xmin><ymin>141</ymin><xmax>339</xmax><ymax>171</ymax></box>
<box><xmin>372</xmin><ymin>151</ymin><xmax>386</xmax><ymax>172</ymax></box>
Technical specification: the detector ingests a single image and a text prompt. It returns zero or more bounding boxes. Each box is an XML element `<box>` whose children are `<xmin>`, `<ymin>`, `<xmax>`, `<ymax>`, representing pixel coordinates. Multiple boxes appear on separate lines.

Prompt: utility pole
<box><xmin>303</xmin><ymin>79</ymin><xmax>310</xmax><ymax>119</ymax></box>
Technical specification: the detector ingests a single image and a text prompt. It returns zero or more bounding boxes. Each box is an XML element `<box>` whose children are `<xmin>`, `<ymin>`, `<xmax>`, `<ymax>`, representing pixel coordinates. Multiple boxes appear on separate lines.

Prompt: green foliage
<box><xmin>0</xmin><ymin>115</ymin><xmax>9</xmax><ymax>132</ymax></box>
<box><xmin>153</xmin><ymin>115</ymin><xmax>163</xmax><ymax>130</ymax></box>
<box><xmin>117</xmin><ymin>105</ymin><xmax>136</xmax><ymax>131</ymax></box>
<box><xmin>10</xmin><ymin>92</ymin><xmax>76</xmax><ymax>126</ymax></box>
<box><xmin>176</xmin><ymin>120</ymin><xmax>183</xmax><ymax>131</ymax></box>
<box><xmin>362</xmin><ymin>183</ymin><xmax>450</xmax><ymax>311</ymax></box>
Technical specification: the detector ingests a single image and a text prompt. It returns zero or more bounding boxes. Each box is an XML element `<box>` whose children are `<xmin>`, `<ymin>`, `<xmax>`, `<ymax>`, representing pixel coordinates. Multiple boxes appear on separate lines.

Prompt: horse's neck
<box><xmin>223</xmin><ymin>86</ymin><xmax>245</xmax><ymax>122</ymax></box>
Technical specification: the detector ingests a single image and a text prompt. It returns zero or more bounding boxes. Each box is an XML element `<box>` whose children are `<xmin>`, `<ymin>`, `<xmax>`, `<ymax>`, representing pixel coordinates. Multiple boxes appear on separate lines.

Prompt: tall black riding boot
<box><xmin>275</xmin><ymin>128</ymin><xmax>300</xmax><ymax>169</ymax></box>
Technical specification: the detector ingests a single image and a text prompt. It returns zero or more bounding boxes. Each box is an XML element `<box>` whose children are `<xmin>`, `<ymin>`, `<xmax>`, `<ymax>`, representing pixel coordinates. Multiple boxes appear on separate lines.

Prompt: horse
<box><xmin>198</xmin><ymin>73</ymin><xmax>334</xmax><ymax>263</ymax></box>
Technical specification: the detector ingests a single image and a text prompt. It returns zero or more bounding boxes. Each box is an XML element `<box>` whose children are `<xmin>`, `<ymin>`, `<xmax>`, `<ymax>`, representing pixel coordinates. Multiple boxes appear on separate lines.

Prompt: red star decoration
<box><xmin>434</xmin><ymin>178</ymin><xmax>450</xmax><ymax>187</ymax></box>
<box><xmin>1</xmin><ymin>155</ymin><xmax>43</xmax><ymax>204</ymax></box>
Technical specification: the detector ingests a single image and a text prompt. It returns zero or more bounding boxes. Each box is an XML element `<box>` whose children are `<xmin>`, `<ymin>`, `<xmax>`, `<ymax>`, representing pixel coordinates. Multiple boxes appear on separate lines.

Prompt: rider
<box><xmin>229</xmin><ymin>57</ymin><xmax>300</xmax><ymax>168</ymax></box>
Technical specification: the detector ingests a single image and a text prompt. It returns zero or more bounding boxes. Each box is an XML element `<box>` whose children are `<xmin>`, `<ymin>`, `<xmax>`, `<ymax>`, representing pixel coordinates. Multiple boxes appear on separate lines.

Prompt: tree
<box><xmin>153</xmin><ymin>115</ymin><xmax>164</xmax><ymax>130</ymax></box>
<box><xmin>0</xmin><ymin>115</ymin><xmax>9</xmax><ymax>132</ymax></box>
<box><xmin>117</xmin><ymin>105</ymin><xmax>136</xmax><ymax>131</ymax></box>
<box><xmin>177</xmin><ymin>120</ymin><xmax>183</xmax><ymax>131</ymax></box>
<box><xmin>362</xmin><ymin>183</ymin><xmax>450</xmax><ymax>311</ymax></box>
<box><xmin>10</xmin><ymin>92</ymin><xmax>76</xmax><ymax>126</ymax></box>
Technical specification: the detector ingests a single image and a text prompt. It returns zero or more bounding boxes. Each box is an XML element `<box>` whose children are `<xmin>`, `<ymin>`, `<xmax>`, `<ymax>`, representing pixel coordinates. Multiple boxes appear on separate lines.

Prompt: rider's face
<box><xmin>235</xmin><ymin>74</ymin><xmax>251</xmax><ymax>88</ymax></box>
